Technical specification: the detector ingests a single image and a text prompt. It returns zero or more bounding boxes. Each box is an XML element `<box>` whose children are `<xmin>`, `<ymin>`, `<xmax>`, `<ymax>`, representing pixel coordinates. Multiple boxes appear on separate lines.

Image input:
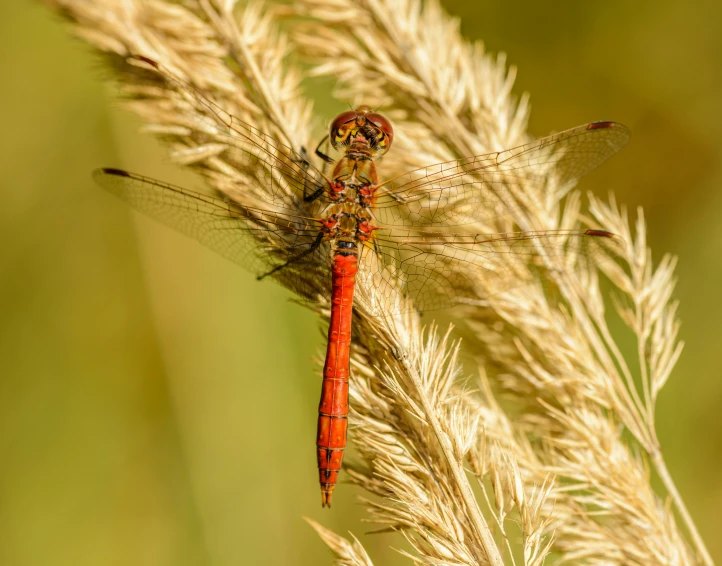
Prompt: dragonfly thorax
<box><xmin>330</xmin><ymin>156</ymin><xmax>379</xmax><ymax>206</ymax></box>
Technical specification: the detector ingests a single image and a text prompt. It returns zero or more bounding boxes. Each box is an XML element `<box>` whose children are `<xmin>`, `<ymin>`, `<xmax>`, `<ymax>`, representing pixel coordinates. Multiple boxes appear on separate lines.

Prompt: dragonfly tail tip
<box><xmin>321</xmin><ymin>489</ymin><xmax>334</xmax><ymax>508</ymax></box>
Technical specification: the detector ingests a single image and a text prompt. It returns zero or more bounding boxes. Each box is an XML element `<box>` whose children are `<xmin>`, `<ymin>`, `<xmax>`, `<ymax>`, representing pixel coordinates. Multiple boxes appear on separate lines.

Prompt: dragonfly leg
<box><xmin>301</xmin><ymin>135</ymin><xmax>336</xmax><ymax>203</ymax></box>
<box><xmin>304</xmin><ymin>185</ymin><xmax>325</xmax><ymax>203</ymax></box>
<box><xmin>315</xmin><ymin>134</ymin><xmax>335</xmax><ymax>165</ymax></box>
<box><xmin>256</xmin><ymin>232</ymin><xmax>324</xmax><ymax>280</ymax></box>
<box><xmin>291</xmin><ymin>147</ymin><xmax>324</xmax><ymax>203</ymax></box>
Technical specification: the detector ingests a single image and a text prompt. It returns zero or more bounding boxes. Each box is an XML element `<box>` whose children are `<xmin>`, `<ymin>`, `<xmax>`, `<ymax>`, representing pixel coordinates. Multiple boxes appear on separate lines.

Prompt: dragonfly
<box><xmin>94</xmin><ymin>56</ymin><xmax>629</xmax><ymax>507</ymax></box>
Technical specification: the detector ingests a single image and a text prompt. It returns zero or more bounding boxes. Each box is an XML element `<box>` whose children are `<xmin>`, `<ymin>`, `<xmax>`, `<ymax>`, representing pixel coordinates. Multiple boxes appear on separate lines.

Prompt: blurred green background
<box><xmin>1</xmin><ymin>1</ymin><xmax>720</xmax><ymax>564</ymax></box>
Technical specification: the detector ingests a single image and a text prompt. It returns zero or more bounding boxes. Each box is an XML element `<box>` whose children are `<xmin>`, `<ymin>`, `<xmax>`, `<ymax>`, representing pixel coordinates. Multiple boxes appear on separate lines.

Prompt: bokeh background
<box><xmin>1</xmin><ymin>1</ymin><xmax>721</xmax><ymax>564</ymax></box>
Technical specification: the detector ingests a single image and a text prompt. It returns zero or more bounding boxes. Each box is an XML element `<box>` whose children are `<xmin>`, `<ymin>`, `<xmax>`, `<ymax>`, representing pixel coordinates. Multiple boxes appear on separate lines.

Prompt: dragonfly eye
<box><xmin>367</xmin><ymin>113</ymin><xmax>393</xmax><ymax>154</ymax></box>
<box><xmin>330</xmin><ymin>111</ymin><xmax>359</xmax><ymax>150</ymax></box>
<box><xmin>367</xmin><ymin>113</ymin><xmax>393</xmax><ymax>139</ymax></box>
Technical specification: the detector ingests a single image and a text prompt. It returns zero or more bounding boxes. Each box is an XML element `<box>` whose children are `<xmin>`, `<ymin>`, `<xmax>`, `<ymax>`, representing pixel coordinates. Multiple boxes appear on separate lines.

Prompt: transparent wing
<box><xmin>131</xmin><ymin>56</ymin><xmax>329</xmax><ymax>208</ymax></box>
<box><xmin>364</xmin><ymin>227</ymin><xmax>621</xmax><ymax>313</ymax></box>
<box><xmin>94</xmin><ymin>168</ymin><xmax>330</xmax><ymax>300</ymax></box>
<box><xmin>374</xmin><ymin>121</ymin><xmax>630</xmax><ymax>227</ymax></box>
<box><xmin>95</xmin><ymin>170</ymin><xmax>620</xmax><ymax>314</ymax></box>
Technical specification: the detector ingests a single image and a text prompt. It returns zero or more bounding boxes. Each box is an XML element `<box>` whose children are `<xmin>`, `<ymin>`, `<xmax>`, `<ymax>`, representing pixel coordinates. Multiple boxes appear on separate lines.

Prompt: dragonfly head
<box><xmin>329</xmin><ymin>106</ymin><xmax>394</xmax><ymax>158</ymax></box>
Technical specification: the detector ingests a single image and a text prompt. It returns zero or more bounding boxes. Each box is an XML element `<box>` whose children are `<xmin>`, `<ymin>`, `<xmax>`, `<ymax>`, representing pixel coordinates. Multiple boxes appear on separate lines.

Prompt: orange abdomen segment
<box><xmin>317</xmin><ymin>253</ymin><xmax>357</xmax><ymax>507</ymax></box>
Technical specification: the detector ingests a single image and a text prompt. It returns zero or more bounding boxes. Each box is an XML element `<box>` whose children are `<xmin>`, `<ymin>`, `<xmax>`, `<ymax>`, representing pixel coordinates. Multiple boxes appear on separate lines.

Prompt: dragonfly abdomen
<box><xmin>316</xmin><ymin>252</ymin><xmax>357</xmax><ymax>507</ymax></box>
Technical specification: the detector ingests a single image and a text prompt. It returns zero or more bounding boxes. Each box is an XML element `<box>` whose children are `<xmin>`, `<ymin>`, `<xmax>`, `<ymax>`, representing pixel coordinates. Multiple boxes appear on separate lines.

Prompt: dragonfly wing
<box><xmin>374</xmin><ymin>121</ymin><xmax>630</xmax><ymax>227</ymax></box>
<box><xmin>131</xmin><ymin>56</ymin><xmax>329</xmax><ymax>209</ymax></box>
<box><xmin>209</xmin><ymin>122</ymin><xmax>329</xmax><ymax>209</ymax></box>
<box><xmin>94</xmin><ymin>168</ymin><xmax>331</xmax><ymax>300</ymax></box>
<box><xmin>366</xmin><ymin>227</ymin><xmax>621</xmax><ymax>313</ymax></box>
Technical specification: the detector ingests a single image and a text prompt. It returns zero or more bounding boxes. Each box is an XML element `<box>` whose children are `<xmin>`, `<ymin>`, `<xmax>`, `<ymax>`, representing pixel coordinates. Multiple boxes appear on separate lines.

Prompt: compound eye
<box><xmin>330</xmin><ymin>111</ymin><xmax>358</xmax><ymax>136</ymax></box>
<box><xmin>367</xmin><ymin>113</ymin><xmax>394</xmax><ymax>144</ymax></box>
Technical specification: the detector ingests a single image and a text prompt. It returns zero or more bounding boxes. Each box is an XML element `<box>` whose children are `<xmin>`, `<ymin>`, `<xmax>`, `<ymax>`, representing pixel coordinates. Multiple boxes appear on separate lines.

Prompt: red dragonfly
<box><xmin>95</xmin><ymin>57</ymin><xmax>629</xmax><ymax>507</ymax></box>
